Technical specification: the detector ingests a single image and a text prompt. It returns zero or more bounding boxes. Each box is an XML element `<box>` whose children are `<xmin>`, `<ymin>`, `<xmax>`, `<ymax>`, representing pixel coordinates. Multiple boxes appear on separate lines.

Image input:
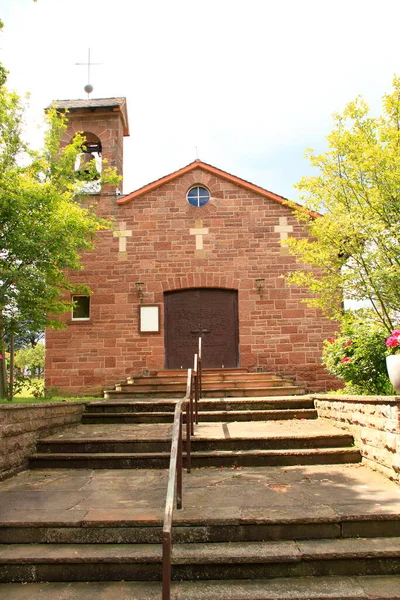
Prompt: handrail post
<box><xmin>194</xmin><ymin>354</ymin><xmax>199</xmax><ymax>426</ymax></box>
<box><xmin>186</xmin><ymin>401</ymin><xmax>191</xmax><ymax>473</ymax></box>
<box><xmin>195</xmin><ymin>374</ymin><xmax>199</xmax><ymax>425</ymax></box>
<box><xmin>162</xmin><ymin>530</ymin><xmax>171</xmax><ymax>600</ymax></box>
<box><xmin>190</xmin><ymin>364</ymin><xmax>195</xmax><ymax>436</ymax></box>
<box><xmin>198</xmin><ymin>336</ymin><xmax>202</xmax><ymax>422</ymax></box>
<box><xmin>177</xmin><ymin>411</ymin><xmax>183</xmax><ymax>509</ymax></box>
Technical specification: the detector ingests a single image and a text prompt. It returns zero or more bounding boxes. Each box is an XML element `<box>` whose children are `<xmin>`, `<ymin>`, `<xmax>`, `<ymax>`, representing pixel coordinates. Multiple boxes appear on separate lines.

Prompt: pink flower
<box><xmin>340</xmin><ymin>357</ymin><xmax>352</xmax><ymax>363</ymax></box>
<box><xmin>0</xmin><ymin>355</ymin><xmax>2</xmax><ymax>360</ymax></box>
<box><xmin>327</xmin><ymin>338</ymin><xmax>335</xmax><ymax>343</ymax></box>
<box><xmin>343</xmin><ymin>340</ymin><xmax>352</xmax><ymax>348</ymax></box>
<box><xmin>386</xmin><ymin>336</ymin><xmax>400</xmax><ymax>348</ymax></box>
<box><xmin>392</xmin><ymin>330</ymin><xmax>400</xmax><ymax>336</ymax></box>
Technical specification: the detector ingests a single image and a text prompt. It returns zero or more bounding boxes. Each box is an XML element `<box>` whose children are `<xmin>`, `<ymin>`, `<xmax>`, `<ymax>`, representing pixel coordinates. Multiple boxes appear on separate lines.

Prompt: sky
<box><xmin>1</xmin><ymin>0</ymin><xmax>400</xmax><ymax>199</ymax></box>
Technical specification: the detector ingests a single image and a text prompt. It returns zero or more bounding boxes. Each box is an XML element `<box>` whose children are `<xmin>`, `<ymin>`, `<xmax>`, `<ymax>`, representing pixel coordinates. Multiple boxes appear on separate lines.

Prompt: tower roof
<box><xmin>49</xmin><ymin>97</ymin><xmax>129</xmax><ymax>136</ymax></box>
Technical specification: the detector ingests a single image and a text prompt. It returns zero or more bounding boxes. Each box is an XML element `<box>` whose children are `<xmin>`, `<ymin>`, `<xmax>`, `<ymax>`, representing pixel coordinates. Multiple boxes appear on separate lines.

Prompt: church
<box><xmin>45</xmin><ymin>97</ymin><xmax>338</xmax><ymax>395</ymax></box>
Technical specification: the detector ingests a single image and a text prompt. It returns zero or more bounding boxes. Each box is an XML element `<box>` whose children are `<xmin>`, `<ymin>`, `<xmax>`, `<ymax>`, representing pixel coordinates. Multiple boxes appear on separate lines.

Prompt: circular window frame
<box><xmin>186</xmin><ymin>185</ymin><xmax>210</xmax><ymax>207</ymax></box>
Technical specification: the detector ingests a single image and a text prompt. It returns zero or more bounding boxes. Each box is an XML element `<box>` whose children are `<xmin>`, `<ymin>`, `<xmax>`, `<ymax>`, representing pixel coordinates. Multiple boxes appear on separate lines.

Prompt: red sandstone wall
<box><xmin>45</xmin><ymin>165</ymin><xmax>339</xmax><ymax>395</ymax></box>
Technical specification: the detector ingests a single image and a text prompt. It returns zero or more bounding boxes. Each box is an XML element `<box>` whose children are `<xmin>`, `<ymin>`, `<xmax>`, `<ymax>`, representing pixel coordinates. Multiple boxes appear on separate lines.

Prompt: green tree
<box><xmin>6</xmin><ymin>324</ymin><xmax>44</xmax><ymax>350</ymax></box>
<box><xmin>0</xmin><ymin>21</ymin><xmax>6</xmax><ymax>88</ymax></box>
<box><xmin>15</xmin><ymin>343</ymin><xmax>45</xmax><ymax>378</ymax></box>
<box><xmin>286</xmin><ymin>77</ymin><xmax>400</xmax><ymax>333</ymax></box>
<box><xmin>0</xmin><ymin>25</ymin><xmax>120</xmax><ymax>399</ymax></box>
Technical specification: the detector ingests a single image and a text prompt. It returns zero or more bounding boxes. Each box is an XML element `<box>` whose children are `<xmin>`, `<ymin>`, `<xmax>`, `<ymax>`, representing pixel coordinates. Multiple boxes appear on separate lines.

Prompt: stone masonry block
<box><xmin>0</xmin><ymin>404</ymin><xmax>85</xmax><ymax>479</ymax></box>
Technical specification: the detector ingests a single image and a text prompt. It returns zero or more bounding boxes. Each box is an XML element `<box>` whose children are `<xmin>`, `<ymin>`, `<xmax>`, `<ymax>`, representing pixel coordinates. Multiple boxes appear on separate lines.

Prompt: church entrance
<box><xmin>164</xmin><ymin>289</ymin><xmax>239</xmax><ymax>369</ymax></box>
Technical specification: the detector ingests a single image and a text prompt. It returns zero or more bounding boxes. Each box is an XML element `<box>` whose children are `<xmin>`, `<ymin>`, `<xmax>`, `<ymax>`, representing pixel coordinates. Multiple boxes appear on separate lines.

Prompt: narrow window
<box><xmin>72</xmin><ymin>295</ymin><xmax>90</xmax><ymax>320</ymax></box>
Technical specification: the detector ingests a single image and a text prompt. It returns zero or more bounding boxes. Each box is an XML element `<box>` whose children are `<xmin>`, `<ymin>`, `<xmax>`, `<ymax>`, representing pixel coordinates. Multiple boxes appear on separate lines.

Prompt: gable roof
<box><xmin>117</xmin><ymin>160</ymin><xmax>317</xmax><ymax>216</ymax></box>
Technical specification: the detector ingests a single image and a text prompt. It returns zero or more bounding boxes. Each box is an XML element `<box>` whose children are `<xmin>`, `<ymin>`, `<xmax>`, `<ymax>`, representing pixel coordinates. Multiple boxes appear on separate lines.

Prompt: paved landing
<box><xmin>42</xmin><ymin>418</ymin><xmax>348</xmax><ymax>441</ymax></box>
<box><xmin>0</xmin><ymin>463</ymin><xmax>399</xmax><ymax>526</ymax></box>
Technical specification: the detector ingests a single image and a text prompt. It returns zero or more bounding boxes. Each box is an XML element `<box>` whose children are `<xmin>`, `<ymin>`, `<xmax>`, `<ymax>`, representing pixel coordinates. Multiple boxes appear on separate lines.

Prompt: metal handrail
<box><xmin>162</xmin><ymin>369</ymin><xmax>192</xmax><ymax>600</ymax></box>
<box><xmin>195</xmin><ymin>337</ymin><xmax>202</xmax><ymax>425</ymax></box>
<box><xmin>193</xmin><ymin>354</ymin><xmax>198</xmax><ymax>428</ymax></box>
<box><xmin>162</xmin><ymin>339</ymin><xmax>203</xmax><ymax>600</ymax></box>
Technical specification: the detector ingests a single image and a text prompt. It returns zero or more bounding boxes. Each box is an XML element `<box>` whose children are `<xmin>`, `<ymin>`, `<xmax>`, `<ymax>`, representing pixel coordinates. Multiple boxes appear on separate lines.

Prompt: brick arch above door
<box><xmin>161</xmin><ymin>274</ymin><xmax>240</xmax><ymax>293</ymax></box>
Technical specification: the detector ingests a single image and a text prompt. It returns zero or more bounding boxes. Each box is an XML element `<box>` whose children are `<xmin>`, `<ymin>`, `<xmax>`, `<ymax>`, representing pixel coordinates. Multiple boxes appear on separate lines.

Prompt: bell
<box><xmin>80</xmin><ymin>152</ymin><xmax>97</xmax><ymax>167</ymax></box>
<box><xmin>77</xmin><ymin>152</ymin><xmax>99</xmax><ymax>181</ymax></box>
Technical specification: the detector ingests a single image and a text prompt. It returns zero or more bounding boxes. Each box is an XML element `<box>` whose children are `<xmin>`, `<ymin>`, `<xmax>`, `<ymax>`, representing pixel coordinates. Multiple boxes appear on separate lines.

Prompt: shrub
<box><xmin>29</xmin><ymin>379</ymin><xmax>45</xmax><ymax>398</ymax></box>
<box><xmin>322</xmin><ymin>312</ymin><xmax>393</xmax><ymax>395</ymax></box>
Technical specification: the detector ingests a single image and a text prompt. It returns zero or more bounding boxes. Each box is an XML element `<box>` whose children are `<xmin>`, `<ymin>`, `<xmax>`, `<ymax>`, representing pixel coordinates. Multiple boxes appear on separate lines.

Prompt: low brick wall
<box><xmin>0</xmin><ymin>402</ymin><xmax>86</xmax><ymax>480</ymax></box>
<box><xmin>312</xmin><ymin>394</ymin><xmax>400</xmax><ymax>483</ymax></box>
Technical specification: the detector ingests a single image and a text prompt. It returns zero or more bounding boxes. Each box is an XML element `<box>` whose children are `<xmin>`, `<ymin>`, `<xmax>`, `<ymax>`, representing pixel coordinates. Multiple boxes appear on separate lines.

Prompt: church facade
<box><xmin>45</xmin><ymin>98</ymin><xmax>338</xmax><ymax>395</ymax></box>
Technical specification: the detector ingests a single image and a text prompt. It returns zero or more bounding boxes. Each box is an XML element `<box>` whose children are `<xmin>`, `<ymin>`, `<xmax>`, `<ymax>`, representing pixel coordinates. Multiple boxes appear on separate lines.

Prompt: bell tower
<box><xmin>51</xmin><ymin>98</ymin><xmax>129</xmax><ymax>195</ymax></box>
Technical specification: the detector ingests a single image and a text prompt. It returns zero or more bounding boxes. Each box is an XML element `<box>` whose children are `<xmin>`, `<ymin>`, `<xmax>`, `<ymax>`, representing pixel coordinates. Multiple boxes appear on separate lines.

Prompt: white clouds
<box><xmin>1</xmin><ymin>0</ymin><xmax>400</xmax><ymax>198</ymax></box>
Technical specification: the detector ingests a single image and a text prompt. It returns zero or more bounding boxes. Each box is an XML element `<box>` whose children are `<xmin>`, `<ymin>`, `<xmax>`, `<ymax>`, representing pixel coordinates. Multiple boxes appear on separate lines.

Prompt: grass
<box><xmin>0</xmin><ymin>380</ymin><xmax>100</xmax><ymax>404</ymax></box>
<box><xmin>0</xmin><ymin>396</ymin><xmax>99</xmax><ymax>404</ymax></box>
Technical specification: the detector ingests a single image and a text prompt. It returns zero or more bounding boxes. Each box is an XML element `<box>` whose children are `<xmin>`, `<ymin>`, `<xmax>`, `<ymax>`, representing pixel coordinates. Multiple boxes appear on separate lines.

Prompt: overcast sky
<box><xmin>1</xmin><ymin>0</ymin><xmax>400</xmax><ymax>199</ymax></box>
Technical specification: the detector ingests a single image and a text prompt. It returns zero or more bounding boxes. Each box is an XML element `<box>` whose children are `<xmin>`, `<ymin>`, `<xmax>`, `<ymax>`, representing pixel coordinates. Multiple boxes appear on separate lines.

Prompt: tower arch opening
<box><xmin>74</xmin><ymin>131</ymin><xmax>102</xmax><ymax>194</ymax></box>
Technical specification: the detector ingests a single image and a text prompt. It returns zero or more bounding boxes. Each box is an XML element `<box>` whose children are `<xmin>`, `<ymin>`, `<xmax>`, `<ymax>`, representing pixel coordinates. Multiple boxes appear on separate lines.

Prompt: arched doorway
<box><xmin>164</xmin><ymin>288</ymin><xmax>239</xmax><ymax>369</ymax></box>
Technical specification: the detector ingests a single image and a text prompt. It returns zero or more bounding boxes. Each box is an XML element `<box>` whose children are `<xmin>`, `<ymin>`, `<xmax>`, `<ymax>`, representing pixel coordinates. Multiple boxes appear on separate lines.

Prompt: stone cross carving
<box><xmin>113</xmin><ymin>221</ymin><xmax>132</xmax><ymax>253</ymax></box>
<box><xmin>274</xmin><ymin>217</ymin><xmax>293</xmax><ymax>246</ymax></box>
<box><xmin>190</xmin><ymin>219</ymin><xmax>209</xmax><ymax>250</ymax></box>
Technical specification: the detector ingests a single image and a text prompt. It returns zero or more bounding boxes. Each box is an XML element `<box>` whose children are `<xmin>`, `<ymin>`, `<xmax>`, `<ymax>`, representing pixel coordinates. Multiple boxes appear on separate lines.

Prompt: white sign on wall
<box><xmin>139</xmin><ymin>305</ymin><xmax>160</xmax><ymax>333</ymax></box>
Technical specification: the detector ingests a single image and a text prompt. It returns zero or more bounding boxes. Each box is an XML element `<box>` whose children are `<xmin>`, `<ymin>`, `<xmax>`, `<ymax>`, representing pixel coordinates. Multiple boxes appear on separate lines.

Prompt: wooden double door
<box><xmin>164</xmin><ymin>288</ymin><xmax>239</xmax><ymax>369</ymax></box>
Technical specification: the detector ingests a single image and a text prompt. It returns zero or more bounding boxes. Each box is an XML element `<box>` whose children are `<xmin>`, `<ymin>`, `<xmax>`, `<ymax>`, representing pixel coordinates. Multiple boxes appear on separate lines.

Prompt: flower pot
<box><xmin>386</xmin><ymin>355</ymin><xmax>400</xmax><ymax>393</ymax></box>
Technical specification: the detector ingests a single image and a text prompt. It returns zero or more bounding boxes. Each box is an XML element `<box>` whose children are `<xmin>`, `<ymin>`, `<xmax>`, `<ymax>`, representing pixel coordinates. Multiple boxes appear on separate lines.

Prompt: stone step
<box><xmin>104</xmin><ymin>386</ymin><xmax>306</xmax><ymax>399</ymax></box>
<box><xmin>81</xmin><ymin>408</ymin><xmax>318</xmax><ymax>424</ymax></box>
<box><xmin>36</xmin><ymin>433</ymin><xmax>354</xmax><ymax>454</ymax></box>
<box><xmin>2</xmin><ymin>512</ymin><xmax>400</xmax><ymax>545</ymax></box>
<box><xmin>86</xmin><ymin>397</ymin><xmax>315</xmax><ymax>413</ymax></box>
<box><xmin>116</xmin><ymin>379</ymin><xmax>294</xmax><ymax>393</ymax></box>
<box><xmin>154</xmin><ymin>368</ymin><xmax>250</xmax><ymax>377</ymax></box>
<box><xmin>1</xmin><ymin>537</ymin><xmax>400</xmax><ymax>582</ymax></box>
<box><xmin>29</xmin><ymin>447</ymin><xmax>361</xmax><ymax>469</ymax></box>
<box><xmin>123</xmin><ymin>372</ymin><xmax>285</xmax><ymax>385</ymax></box>
<box><xmin>1</xmin><ymin>576</ymin><xmax>400</xmax><ymax>600</ymax></box>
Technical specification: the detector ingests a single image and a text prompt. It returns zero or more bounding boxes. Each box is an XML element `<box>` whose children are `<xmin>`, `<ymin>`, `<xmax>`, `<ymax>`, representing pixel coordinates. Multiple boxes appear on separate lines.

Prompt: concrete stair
<box><xmin>82</xmin><ymin>397</ymin><xmax>318</xmax><ymax>425</ymax></box>
<box><xmin>2</xmin><ymin>576</ymin><xmax>400</xmax><ymax>599</ymax></box>
<box><xmin>29</xmin><ymin>397</ymin><xmax>361</xmax><ymax>469</ymax></box>
<box><xmin>82</xmin><ymin>409</ymin><xmax>318</xmax><ymax>424</ymax></box>
<box><xmin>2</xmin><ymin>537</ymin><xmax>400</xmax><ymax>581</ymax></box>
<box><xmin>85</xmin><ymin>397</ymin><xmax>317</xmax><ymax>420</ymax></box>
<box><xmin>1</xmin><ymin>461</ymin><xmax>400</xmax><ymax>597</ymax></box>
<box><xmin>35</xmin><ymin>432</ymin><xmax>355</xmax><ymax>453</ymax></box>
<box><xmin>88</xmin><ymin>397</ymin><xmax>315</xmax><ymax>412</ymax></box>
<box><xmin>104</xmin><ymin>369</ymin><xmax>306</xmax><ymax>399</ymax></box>
<box><xmin>4</xmin><ymin>366</ymin><xmax>400</xmax><ymax>597</ymax></box>
<box><xmin>1</xmin><ymin>512</ymin><xmax>400</xmax><ymax>585</ymax></box>
<box><xmin>30</xmin><ymin>447</ymin><xmax>361</xmax><ymax>470</ymax></box>
<box><xmin>82</xmin><ymin>406</ymin><xmax>318</xmax><ymax>424</ymax></box>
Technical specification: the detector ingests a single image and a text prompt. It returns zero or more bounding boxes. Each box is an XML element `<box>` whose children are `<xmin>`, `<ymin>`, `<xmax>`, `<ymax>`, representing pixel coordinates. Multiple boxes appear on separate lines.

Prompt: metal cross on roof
<box><xmin>75</xmin><ymin>48</ymin><xmax>102</xmax><ymax>97</ymax></box>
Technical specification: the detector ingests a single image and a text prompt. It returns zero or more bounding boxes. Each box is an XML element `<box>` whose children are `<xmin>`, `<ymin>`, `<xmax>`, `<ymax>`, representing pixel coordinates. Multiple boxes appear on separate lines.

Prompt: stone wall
<box><xmin>0</xmin><ymin>402</ymin><xmax>85</xmax><ymax>480</ymax></box>
<box><xmin>312</xmin><ymin>394</ymin><xmax>400</xmax><ymax>482</ymax></box>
